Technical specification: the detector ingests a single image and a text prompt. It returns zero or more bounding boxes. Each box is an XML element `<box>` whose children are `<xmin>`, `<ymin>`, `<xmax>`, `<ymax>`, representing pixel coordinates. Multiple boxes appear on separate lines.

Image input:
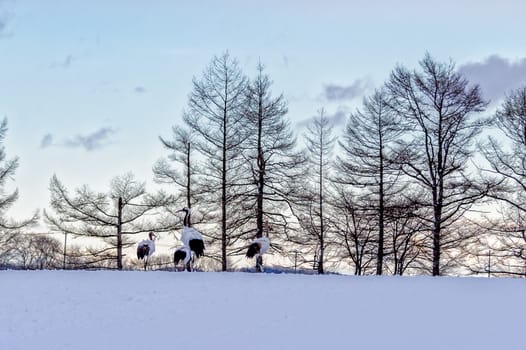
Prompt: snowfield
<box><xmin>1</xmin><ymin>270</ymin><xmax>524</xmax><ymax>350</ymax></box>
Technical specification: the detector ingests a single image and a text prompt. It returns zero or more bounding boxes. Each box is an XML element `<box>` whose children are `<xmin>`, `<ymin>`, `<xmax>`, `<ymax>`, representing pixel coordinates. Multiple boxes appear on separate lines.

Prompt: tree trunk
<box><xmin>318</xmin><ymin>135</ymin><xmax>325</xmax><ymax>275</ymax></box>
<box><xmin>256</xmin><ymin>97</ymin><xmax>264</xmax><ymax>240</ymax></box>
<box><xmin>255</xmin><ymin>102</ymin><xmax>265</xmax><ymax>272</ymax></box>
<box><xmin>221</xmin><ymin>106</ymin><xmax>228</xmax><ymax>272</ymax></box>
<box><xmin>432</xmin><ymin>206</ymin><xmax>442</xmax><ymax>276</ymax></box>
<box><xmin>117</xmin><ymin>196</ymin><xmax>123</xmax><ymax>270</ymax></box>
<box><xmin>377</xmin><ymin>147</ymin><xmax>385</xmax><ymax>275</ymax></box>
<box><xmin>186</xmin><ymin>142</ymin><xmax>192</xmax><ymax>226</ymax></box>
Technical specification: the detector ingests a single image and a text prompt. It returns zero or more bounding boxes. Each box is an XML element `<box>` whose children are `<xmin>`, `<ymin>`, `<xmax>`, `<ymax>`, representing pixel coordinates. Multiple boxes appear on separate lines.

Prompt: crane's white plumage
<box><xmin>255</xmin><ymin>237</ymin><xmax>270</xmax><ymax>255</ymax></box>
<box><xmin>181</xmin><ymin>226</ymin><xmax>203</xmax><ymax>247</ymax></box>
<box><xmin>246</xmin><ymin>237</ymin><xmax>270</xmax><ymax>258</ymax></box>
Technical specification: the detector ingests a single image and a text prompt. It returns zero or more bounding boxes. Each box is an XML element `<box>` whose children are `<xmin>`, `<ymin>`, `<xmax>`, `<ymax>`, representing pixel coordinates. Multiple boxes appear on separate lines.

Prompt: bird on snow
<box><xmin>137</xmin><ymin>231</ymin><xmax>157</xmax><ymax>270</ymax></box>
<box><xmin>178</xmin><ymin>207</ymin><xmax>205</xmax><ymax>260</ymax></box>
<box><xmin>173</xmin><ymin>245</ymin><xmax>193</xmax><ymax>272</ymax></box>
<box><xmin>246</xmin><ymin>236</ymin><xmax>270</xmax><ymax>272</ymax></box>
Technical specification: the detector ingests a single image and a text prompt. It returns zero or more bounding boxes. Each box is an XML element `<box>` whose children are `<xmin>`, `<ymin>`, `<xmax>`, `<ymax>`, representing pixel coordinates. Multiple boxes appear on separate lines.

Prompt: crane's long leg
<box><xmin>256</xmin><ymin>255</ymin><xmax>263</xmax><ymax>272</ymax></box>
<box><xmin>186</xmin><ymin>253</ymin><xmax>193</xmax><ymax>272</ymax></box>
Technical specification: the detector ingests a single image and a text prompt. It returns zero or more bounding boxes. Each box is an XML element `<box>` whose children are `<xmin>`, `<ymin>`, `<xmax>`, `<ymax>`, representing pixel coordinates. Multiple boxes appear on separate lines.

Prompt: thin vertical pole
<box><xmin>294</xmin><ymin>251</ymin><xmax>298</xmax><ymax>273</ymax></box>
<box><xmin>487</xmin><ymin>249</ymin><xmax>491</xmax><ymax>278</ymax></box>
<box><xmin>63</xmin><ymin>231</ymin><xmax>67</xmax><ymax>270</ymax></box>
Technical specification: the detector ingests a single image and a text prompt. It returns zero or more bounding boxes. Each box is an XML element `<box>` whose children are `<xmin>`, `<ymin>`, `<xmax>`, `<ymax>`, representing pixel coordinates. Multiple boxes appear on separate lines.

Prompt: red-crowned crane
<box><xmin>173</xmin><ymin>245</ymin><xmax>193</xmax><ymax>271</ymax></box>
<box><xmin>178</xmin><ymin>208</ymin><xmax>205</xmax><ymax>263</ymax></box>
<box><xmin>137</xmin><ymin>232</ymin><xmax>157</xmax><ymax>270</ymax></box>
<box><xmin>246</xmin><ymin>236</ymin><xmax>270</xmax><ymax>272</ymax></box>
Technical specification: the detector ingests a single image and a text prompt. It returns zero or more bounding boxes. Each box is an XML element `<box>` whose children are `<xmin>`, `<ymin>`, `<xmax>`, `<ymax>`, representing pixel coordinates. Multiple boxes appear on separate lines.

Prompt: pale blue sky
<box><xmin>0</xmin><ymin>0</ymin><xmax>525</xmax><ymax>223</ymax></box>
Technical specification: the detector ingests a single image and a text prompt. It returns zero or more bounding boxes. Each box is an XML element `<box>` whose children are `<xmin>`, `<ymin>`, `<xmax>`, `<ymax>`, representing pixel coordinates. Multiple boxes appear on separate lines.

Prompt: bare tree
<box><xmin>0</xmin><ymin>118</ymin><xmax>39</xmax><ymax>267</ymax></box>
<box><xmin>183</xmin><ymin>52</ymin><xmax>248</xmax><ymax>271</ymax></box>
<box><xmin>12</xmin><ymin>234</ymin><xmax>62</xmax><ymax>269</ymax></box>
<box><xmin>385</xmin><ymin>53</ymin><xmax>489</xmax><ymax>276</ymax></box>
<box><xmin>478</xmin><ymin>86</ymin><xmax>526</xmax><ymax>276</ymax></box>
<box><xmin>153</xmin><ymin>126</ymin><xmax>205</xmax><ymax>227</ymax></box>
<box><xmin>295</xmin><ymin>109</ymin><xmax>337</xmax><ymax>274</ymax></box>
<box><xmin>334</xmin><ymin>89</ymin><xmax>404</xmax><ymax>275</ymax></box>
<box><xmin>483</xmin><ymin>218</ymin><xmax>526</xmax><ymax>277</ymax></box>
<box><xmin>480</xmin><ymin>86</ymin><xmax>526</xmax><ymax>210</ymax></box>
<box><xmin>154</xmin><ymin>127</ymin><xmax>195</xmax><ymax>207</ymax></box>
<box><xmin>58</xmin><ymin>243</ymin><xmax>115</xmax><ymax>270</ymax></box>
<box><xmin>384</xmin><ymin>198</ymin><xmax>427</xmax><ymax>275</ymax></box>
<box><xmin>44</xmin><ymin>173</ymin><xmax>175</xmax><ymax>270</ymax></box>
<box><xmin>331</xmin><ymin>187</ymin><xmax>376</xmax><ymax>275</ymax></box>
<box><xmin>0</xmin><ymin>231</ymin><xmax>18</xmax><ymax>268</ymax></box>
<box><xmin>241</xmin><ymin>62</ymin><xmax>303</xmax><ymax>271</ymax></box>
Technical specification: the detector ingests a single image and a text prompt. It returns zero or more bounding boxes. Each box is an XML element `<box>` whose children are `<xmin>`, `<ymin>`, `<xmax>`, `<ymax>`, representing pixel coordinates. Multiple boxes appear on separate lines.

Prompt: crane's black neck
<box><xmin>183</xmin><ymin>209</ymin><xmax>191</xmax><ymax>227</ymax></box>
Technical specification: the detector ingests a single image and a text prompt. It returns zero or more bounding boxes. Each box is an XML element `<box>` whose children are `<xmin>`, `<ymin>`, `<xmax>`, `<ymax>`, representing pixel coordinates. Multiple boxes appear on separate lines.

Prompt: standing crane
<box><xmin>246</xmin><ymin>236</ymin><xmax>270</xmax><ymax>272</ymax></box>
<box><xmin>177</xmin><ymin>207</ymin><xmax>205</xmax><ymax>270</ymax></box>
<box><xmin>137</xmin><ymin>232</ymin><xmax>157</xmax><ymax>270</ymax></box>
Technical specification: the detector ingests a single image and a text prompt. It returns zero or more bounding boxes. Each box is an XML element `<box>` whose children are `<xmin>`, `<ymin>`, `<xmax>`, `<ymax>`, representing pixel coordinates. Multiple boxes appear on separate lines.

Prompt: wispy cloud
<box><xmin>64</xmin><ymin>127</ymin><xmax>117</xmax><ymax>151</ymax></box>
<box><xmin>296</xmin><ymin>107</ymin><xmax>349</xmax><ymax>129</ymax></box>
<box><xmin>328</xmin><ymin>108</ymin><xmax>348</xmax><ymax>126</ymax></box>
<box><xmin>0</xmin><ymin>15</ymin><xmax>6</xmax><ymax>35</ymax></box>
<box><xmin>40</xmin><ymin>133</ymin><xmax>53</xmax><ymax>149</ymax></box>
<box><xmin>323</xmin><ymin>78</ymin><xmax>372</xmax><ymax>101</ymax></box>
<box><xmin>50</xmin><ymin>54</ymin><xmax>76</xmax><ymax>69</ymax></box>
<box><xmin>133</xmin><ymin>86</ymin><xmax>147</xmax><ymax>94</ymax></box>
<box><xmin>42</xmin><ymin>127</ymin><xmax>117</xmax><ymax>151</ymax></box>
<box><xmin>458</xmin><ymin>55</ymin><xmax>526</xmax><ymax>103</ymax></box>
<box><xmin>282</xmin><ymin>54</ymin><xmax>289</xmax><ymax>68</ymax></box>
<box><xmin>0</xmin><ymin>6</ymin><xmax>12</xmax><ymax>38</ymax></box>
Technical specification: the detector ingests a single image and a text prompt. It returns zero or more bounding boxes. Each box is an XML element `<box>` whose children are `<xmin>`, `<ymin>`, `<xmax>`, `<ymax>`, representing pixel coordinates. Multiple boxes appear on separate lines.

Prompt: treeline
<box><xmin>1</xmin><ymin>52</ymin><xmax>526</xmax><ymax>276</ymax></box>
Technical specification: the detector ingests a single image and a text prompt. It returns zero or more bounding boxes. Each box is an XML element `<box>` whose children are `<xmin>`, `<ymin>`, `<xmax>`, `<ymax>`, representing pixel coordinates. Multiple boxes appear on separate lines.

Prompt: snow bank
<box><xmin>1</xmin><ymin>271</ymin><xmax>524</xmax><ymax>350</ymax></box>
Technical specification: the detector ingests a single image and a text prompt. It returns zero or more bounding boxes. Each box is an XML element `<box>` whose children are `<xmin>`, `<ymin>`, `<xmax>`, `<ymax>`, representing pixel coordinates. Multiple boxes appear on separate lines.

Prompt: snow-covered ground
<box><xmin>1</xmin><ymin>270</ymin><xmax>524</xmax><ymax>350</ymax></box>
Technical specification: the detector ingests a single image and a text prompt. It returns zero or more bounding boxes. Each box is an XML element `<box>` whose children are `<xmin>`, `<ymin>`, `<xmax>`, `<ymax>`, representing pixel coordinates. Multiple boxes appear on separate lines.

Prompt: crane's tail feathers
<box><xmin>174</xmin><ymin>249</ymin><xmax>187</xmax><ymax>266</ymax></box>
<box><xmin>137</xmin><ymin>245</ymin><xmax>150</xmax><ymax>260</ymax></box>
<box><xmin>189</xmin><ymin>239</ymin><xmax>205</xmax><ymax>258</ymax></box>
<box><xmin>246</xmin><ymin>242</ymin><xmax>260</xmax><ymax>258</ymax></box>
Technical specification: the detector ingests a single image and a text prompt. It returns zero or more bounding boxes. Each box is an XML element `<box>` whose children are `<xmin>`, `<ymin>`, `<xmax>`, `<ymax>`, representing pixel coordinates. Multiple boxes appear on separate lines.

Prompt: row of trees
<box><xmin>2</xmin><ymin>52</ymin><xmax>526</xmax><ymax>276</ymax></box>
